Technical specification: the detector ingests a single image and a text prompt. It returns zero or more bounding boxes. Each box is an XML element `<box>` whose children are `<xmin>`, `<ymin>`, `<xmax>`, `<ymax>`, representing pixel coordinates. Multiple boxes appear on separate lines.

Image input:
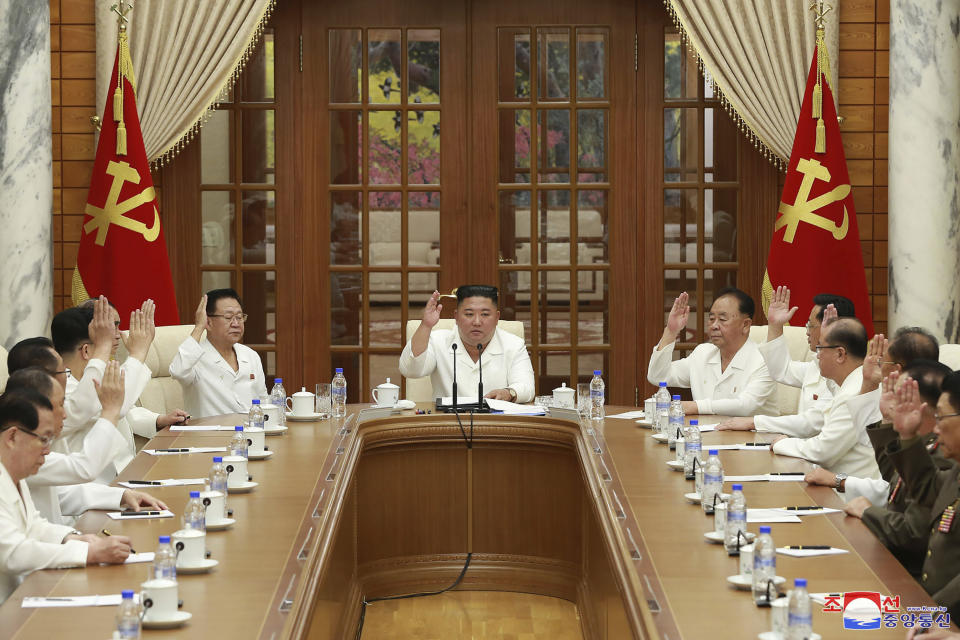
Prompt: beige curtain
<box><xmin>666</xmin><ymin>0</ymin><xmax>839</xmax><ymax>166</ymax></box>
<box><xmin>95</xmin><ymin>0</ymin><xmax>274</xmax><ymax>164</ymax></box>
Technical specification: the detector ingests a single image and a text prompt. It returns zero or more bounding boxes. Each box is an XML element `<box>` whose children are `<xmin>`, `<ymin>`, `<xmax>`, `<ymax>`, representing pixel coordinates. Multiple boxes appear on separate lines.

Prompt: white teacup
<box><xmin>739</xmin><ymin>543</ymin><xmax>755</xmax><ymax>578</ymax></box>
<box><xmin>553</xmin><ymin>383</ymin><xmax>575</xmax><ymax>409</ymax></box>
<box><xmin>714</xmin><ymin>501</ymin><xmax>727</xmax><ymax>534</ymax></box>
<box><xmin>223</xmin><ymin>455</ymin><xmax>250</xmax><ymax>489</ymax></box>
<box><xmin>200</xmin><ymin>490</ymin><xmax>227</xmax><ymax>524</ymax></box>
<box><xmin>172</xmin><ymin>528</ymin><xmax>207</xmax><ymax>568</ymax></box>
<box><xmin>261</xmin><ymin>403</ymin><xmax>281</xmax><ymax>426</ymax></box>
<box><xmin>286</xmin><ymin>388</ymin><xmax>316</xmax><ymax>416</ymax></box>
<box><xmin>372</xmin><ymin>378</ymin><xmax>399</xmax><ymax>407</ymax></box>
<box><xmin>245</xmin><ymin>426</ymin><xmax>266</xmax><ymax>455</ymax></box>
<box><xmin>770</xmin><ymin>597</ymin><xmax>789</xmax><ymax>636</ymax></box>
<box><xmin>644</xmin><ymin>397</ymin><xmax>656</xmax><ymax>420</ymax></box>
<box><xmin>140</xmin><ymin>578</ymin><xmax>178</xmax><ymax>622</ymax></box>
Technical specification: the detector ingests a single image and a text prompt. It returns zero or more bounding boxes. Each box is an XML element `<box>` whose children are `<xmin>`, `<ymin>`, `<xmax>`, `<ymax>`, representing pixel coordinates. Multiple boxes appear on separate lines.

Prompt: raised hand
<box><xmin>191</xmin><ymin>295</ymin><xmax>208</xmax><ymax>342</ymax></box>
<box><xmin>124</xmin><ymin>299</ymin><xmax>156</xmax><ymax>362</ymax></box>
<box><xmin>861</xmin><ymin>333</ymin><xmax>888</xmax><ymax>393</ymax></box>
<box><xmin>879</xmin><ymin>370</ymin><xmax>900</xmax><ymax>422</ymax></box>
<box><xmin>892</xmin><ymin>375</ymin><xmax>923</xmax><ymax>440</ymax></box>
<box><xmin>665</xmin><ymin>292</ymin><xmax>690</xmax><ymax>338</ymax></box>
<box><xmin>88</xmin><ymin>296</ymin><xmax>116</xmax><ymax>361</ymax></box>
<box><xmin>766</xmin><ymin>286</ymin><xmax>798</xmax><ymax>327</ymax></box>
<box><xmin>422</xmin><ymin>290</ymin><xmax>443</xmax><ymax>328</ymax></box>
<box><xmin>821</xmin><ymin>303</ymin><xmax>838</xmax><ymax>328</ymax></box>
<box><xmin>93</xmin><ymin>360</ymin><xmax>125</xmax><ymax>424</ymax></box>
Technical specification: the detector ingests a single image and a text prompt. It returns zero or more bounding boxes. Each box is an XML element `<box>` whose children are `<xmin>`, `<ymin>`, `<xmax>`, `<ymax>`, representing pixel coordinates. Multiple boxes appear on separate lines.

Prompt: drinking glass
<box><xmin>577</xmin><ymin>383</ymin><xmax>591</xmax><ymax>417</ymax></box>
<box><xmin>315</xmin><ymin>383</ymin><xmax>332</xmax><ymax>419</ymax></box>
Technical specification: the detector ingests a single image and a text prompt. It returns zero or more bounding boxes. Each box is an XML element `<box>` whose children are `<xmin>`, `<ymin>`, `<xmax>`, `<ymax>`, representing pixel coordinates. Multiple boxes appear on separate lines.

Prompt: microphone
<box><xmin>451</xmin><ymin>343</ymin><xmax>459</xmax><ymax>412</ymax></box>
<box><xmin>476</xmin><ymin>342</ymin><xmax>484</xmax><ymax>410</ymax></box>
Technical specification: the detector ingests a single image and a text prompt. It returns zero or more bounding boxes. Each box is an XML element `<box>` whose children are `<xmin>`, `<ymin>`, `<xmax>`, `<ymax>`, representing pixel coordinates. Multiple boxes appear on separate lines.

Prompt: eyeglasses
<box><xmin>935</xmin><ymin>412</ymin><xmax>960</xmax><ymax>423</ymax></box>
<box><xmin>805</xmin><ymin>321</ymin><xmax>820</xmax><ymax>330</ymax></box>
<box><xmin>2</xmin><ymin>426</ymin><xmax>55</xmax><ymax>448</ymax></box>
<box><xmin>815</xmin><ymin>344</ymin><xmax>843</xmax><ymax>353</ymax></box>
<box><xmin>209</xmin><ymin>313</ymin><xmax>248</xmax><ymax>323</ymax></box>
<box><xmin>52</xmin><ymin>368</ymin><xmax>70</xmax><ymax>377</ymax></box>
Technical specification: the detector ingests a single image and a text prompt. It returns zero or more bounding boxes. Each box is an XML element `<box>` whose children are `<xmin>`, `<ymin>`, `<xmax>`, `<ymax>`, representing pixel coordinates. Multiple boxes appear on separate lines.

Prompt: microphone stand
<box><xmin>451</xmin><ymin>343</ymin><xmax>458</xmax><ymax>411</ymax></box>
<box><xmin>476</xmin><ymin>342</ymin><xmax>485</xmax><ymax>411</ymax></box>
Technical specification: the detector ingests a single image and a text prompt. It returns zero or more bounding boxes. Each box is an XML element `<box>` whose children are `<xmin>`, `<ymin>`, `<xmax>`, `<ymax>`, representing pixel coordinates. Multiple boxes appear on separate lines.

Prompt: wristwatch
<box><xmin>508</xmin><ymin>388</ymin><xmax>518</xmax><ymax>401</ymax></box>
<box><xmin>834</xmin><ymin>472</ymin><xmax>848</xmax><ymax>492</ymax></box>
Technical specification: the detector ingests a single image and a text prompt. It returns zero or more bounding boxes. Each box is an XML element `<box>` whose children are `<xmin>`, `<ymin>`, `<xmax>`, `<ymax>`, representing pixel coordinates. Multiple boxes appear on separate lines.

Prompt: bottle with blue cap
<box><xmin>208</xmin><ymin>456</ymin><xmax>228</xmax><ymax>519</ymax></box>
<box><xmin>724</xmin><ymin>483</ymin><xmax>747</xmax><ymax>555</ymax></box>
<box><xmin>183</xmin><ymin>491</ymin><xmax>205</xmax><ymax>531</ymax></box>
<box><xmin>248</xmin><ymin>398</ymin><xmax>264</xmax><ymax>430</ymax></box>
<box><xmin>667</xmin><ymin>394</ymin><xmax>684</xmax><ymax>449</ymax></box>
<box><xmin>787</xmin><ymin>578</ymin><xmax>812</xmax><ymax>639</ymax></box>
<box><xmin>229</xmin><ymin>425</ymin><xmax>248</xmax><ymax>458</ymax></box>
<box><xmin>270</xmin><ymin>377</ymin><xmax>287</xmax><ymax>425</ymax></box>
<box><xmin>701</xmin><ymin>448</ymin><xmax>724</xmax><ymax>514</ymax></box>
<box><xmin>683</xmin><ymin>418</ymin><xmax>702</xmax><ymax>480</ymax></box>
<box><xmin>589</xmin><ymin>370</ymin><xmax>605</xmax><ymax>422</ymax></box>
<box><xmin>332</xmin><ymin>368</ymin><xmax>347</xmax><ymax>417</ymax></box>
<box><xmin>654</xmin><ymin>382</ymin><xmax>670</xmax><ymax>434</ymax></box>
<box><xmin>115</xmin><ymin>589</ymin><xmax>140</xmax><ymax>638</ymax></box>
<box><xmin>152</xmin><ymin>535</ymin><xmax>176</xmax><ymax>580</ymax></box>
<box><xmin>752</xmin><ymin>525</ymin><xmax>776</xmax><ymax>605</ymax></box>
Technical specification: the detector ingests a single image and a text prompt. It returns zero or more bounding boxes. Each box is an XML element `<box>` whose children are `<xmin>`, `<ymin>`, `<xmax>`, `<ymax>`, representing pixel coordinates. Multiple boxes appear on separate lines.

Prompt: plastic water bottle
<box><xmin>667</xmin><ymin>395</ymin><xmax>684</xmax><ymax>450</ymax></box>
<box><xmin>683</xmin><ymin>418</ymin><xmax>702</xmax><ymax>480</ymax></box>
<box><xmin>115</xmin><ymin>589</ymin><xmax>140</xmax><ymax>639</ymax></box>
<box><xmin>654</xmin><ymin>382</ymin><xmax>670</xmax><ymax>434</ymax></box>
<box><xmin>208</xmin><ymin>456</ymin><xmax>228</xmax><ymax>519</ymax></box>
<box><xmin>229</xmin><ymin>425</ymin><xmax>248</xmax><ymax>459</ymax></box>
<box><xmin>248</xmin><ymin>398</ymin><xmax>264</xmax><ymax>430</ymax></box>
<box><xmin>152</xmin><ymin>535</ymin><xmax>176</xmax><ymax>580</ymax></box>
<box><xmin>590</xmin><ymin>370</ymin><xmax>605</xmax><ymax>422</ymax></box>
<box><xmin>332</xmin><ymin>368</ymin><xmax>347</xmax><ymax>417</ymax></box>
<box><xmin>701</xmin><ymin>448</ymin><xmax>724</xmax><ymax>514</ymax></box>
<box><xmin>752</xmin><ymin>525</ymin><xmax>777</xmax><ymax>605</ymax></box>
<box><xmin>787</xmin><ymin>578</ymin><xmax>813</xmax><ymax>639</ymax></box>
<box><xmin>674</xmin><ymin>428</ymin><xmax>685</xmax><ymax>463</ymax></box>
<box><xmin>724</xmin><ymin>483</ymin><xmax>748</xmax><ymax>555</ymax></box>
<box><xmin>183</xmin><ymin>490</ymin><xmax>205</xmax><ymax>531</ymax></box>
<box><xmin>270</xmin><ymin>378</ymin><xmax>287</xmax><ymax>426</ymax></box>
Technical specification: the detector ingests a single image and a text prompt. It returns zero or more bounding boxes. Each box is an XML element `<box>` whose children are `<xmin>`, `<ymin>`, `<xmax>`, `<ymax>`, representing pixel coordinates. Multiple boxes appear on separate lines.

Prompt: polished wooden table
<box><xmin>0</xmin><ymin>405</ymin><xmax>945</xmax><ymax>639</ymax></box>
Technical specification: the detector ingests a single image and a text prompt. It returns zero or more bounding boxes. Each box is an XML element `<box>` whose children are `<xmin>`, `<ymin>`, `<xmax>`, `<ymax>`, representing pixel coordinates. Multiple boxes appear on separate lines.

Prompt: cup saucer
<box><xmin>206</xmin><ymin>517</ymin><xmax>236</xmax><ymax>531</ymax></box>
<box><xmin>285</xmin><ymin>411</ymin><xmax>323</xmax><ymax>422</ymax></box>
<box><xmin>704</xmin><ymin>530</ymin><xmax>757</xmax><ymax>544</ymax></box>
<box><xmin>727</xmin><ymin>574</ymin><xmax>785</xmax><ymax>590</ymax></box>
<box><xmin>635</xmin><ymin>419</ymin><xmax>654</xmax><ymax>428</ymax></box>
<box><xmin>228</xmin><ymin>480</ymin><xmax>258</xmax><ymax>493</ymax></box>
<box><xmin>684</xmin><ymin>491</ymin><xmax>731</xmax><ymax>504</ymax></box>
<box><xmin>652</xmin><ymin>432</ymin><xmax>668</xmax><ymax>442</ymax></box>
<box><xmin>142</xmin><ymin>610</ymin><xmax>192</xmax><ymax>629</ymax></box>
<box><xmin>177</xmin><ymin>558</ymin><xmax>219</xmax><ymax>574</ymax></box>
<box><xmin>665</xmin><ymin>460</ymin><xmax>684</xmax><ymax>471</ymax></box>
<box><xmin>248</xmin><ymin>449</ymin><xmax>274</xmax><ymax>460</ymax></box>
<box><xmin>395</xmin><ymin>399</ymin><xmax>417</xmax><ymax>410</ymax></box>
<box><xmin>264</xmin><ymin>424</ymin><xmax>289</xmax><ymax>435</ymax></box>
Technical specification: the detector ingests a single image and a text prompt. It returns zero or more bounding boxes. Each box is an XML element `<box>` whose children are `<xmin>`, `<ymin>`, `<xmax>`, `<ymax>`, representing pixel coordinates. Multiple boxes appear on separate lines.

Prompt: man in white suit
<box><xmin>0</xmin><ymin>390</ymin><xmax>131</xmax><ymax>604</ymax></box>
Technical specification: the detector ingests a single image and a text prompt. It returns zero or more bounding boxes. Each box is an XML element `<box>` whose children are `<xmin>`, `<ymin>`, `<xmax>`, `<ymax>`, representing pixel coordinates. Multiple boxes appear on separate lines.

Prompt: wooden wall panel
<box><xmin>839</xmin><ymin>0</ymin><xmax>889</xmax><ymax>334</ymax></box>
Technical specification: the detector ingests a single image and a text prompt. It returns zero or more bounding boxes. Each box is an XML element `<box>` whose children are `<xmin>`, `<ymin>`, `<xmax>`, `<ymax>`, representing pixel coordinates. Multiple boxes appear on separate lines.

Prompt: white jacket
<box><xmin>399</xmin><ymin>327</ymin><xmax>535</xmax><ymax>403</ymax></box>
<box><xmin>772</xmin><ymin>367</ymin><xmax>882</xmax><ymax>479</ymax></box>
<box><xmin>169</xmin><ymin>337</ymin><xmax>267</xmax><ymax>418</ymax></box>
<box><xmin>754</xmin><ymin>335</ymin><xmax>835</xmax><ymax>437</ymax></box>
<box><xmin>646</xmin><ymin>340</ymin><xmax>778</xmax><ymax>417</ymax></box>
<box><xmin>0</xmin><ymin>463</ymin><xmax>88</xmax><ymax>604</ymax></box>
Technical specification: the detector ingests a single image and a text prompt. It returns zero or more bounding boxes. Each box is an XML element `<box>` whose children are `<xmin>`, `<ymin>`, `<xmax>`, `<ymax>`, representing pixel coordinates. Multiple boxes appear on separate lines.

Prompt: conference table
<box><xmin>0</xmin><ymin>404</ymin><xmax>947</xmax><ymax>639</ymax></box>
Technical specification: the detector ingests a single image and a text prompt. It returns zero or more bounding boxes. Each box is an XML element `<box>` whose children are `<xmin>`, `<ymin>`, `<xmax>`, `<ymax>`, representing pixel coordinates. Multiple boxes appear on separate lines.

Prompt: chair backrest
<box><xmin>116</xmin><ymin>325</ymin><xmax>197</xmax><ymax>415</ymax></box>
<box><xmin>402</xmin><ymin>320</ymin><xmax>525</xmax><ymax>402</ymax></box>
<box><xmin>747</xmin><ymin>324</ymin><xmax>812</xmax><ymax>416</ymax></box>
<box><xmin>0</xmin><ymin>344</ymin><xmax>8</xmax><ymax>392</ymax></box>
<box><xmin>940</xmin><ymin>344</ymin><xmax>960</xmax><ymax>371</ymax></box>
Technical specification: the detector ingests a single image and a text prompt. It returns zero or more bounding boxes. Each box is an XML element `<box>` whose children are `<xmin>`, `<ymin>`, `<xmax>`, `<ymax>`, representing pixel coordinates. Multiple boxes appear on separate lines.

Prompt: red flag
<box><xmin>73</xmin><ymin>29</ymin><xmax>178</xmax><ymax>328</ymax></box>
<box><xmin>763</xmin><ymin>43</ymin><xmax>874</xmax><ymax>335</ymax></box>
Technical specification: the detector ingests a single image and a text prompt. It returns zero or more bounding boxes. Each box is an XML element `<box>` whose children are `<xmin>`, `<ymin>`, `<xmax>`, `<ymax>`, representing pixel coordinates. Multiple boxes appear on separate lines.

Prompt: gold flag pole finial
<box><xmin>110</xmin><ymin>1</ymin><xmax>135</xmax><ymax>155</ymax></box>
<box><xmin>809</xmin><ymin>1</ymin><xmax>832</xmax><ymax>153</ymax></box>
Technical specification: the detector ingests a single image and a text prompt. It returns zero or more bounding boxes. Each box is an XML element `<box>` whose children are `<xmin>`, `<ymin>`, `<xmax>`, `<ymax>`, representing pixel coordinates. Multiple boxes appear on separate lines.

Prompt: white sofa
<box><xmin>402</xmin><ymin>319</ymin><xmax>525</xmax><ymax>402</ymax></box>
<box><xmin>0</xmin><ymin>344</ymin><xmax>8</xmax><ymax>391</ymax></box>
<box><xmin>116</xmin><ymin>325</ymin><xmax>196</xmax><ymax>416</ymax></box>
<box><xmin>940</xmin><ymin>344</ymin><xmax>960</xmax><ymax>370</ymax></box>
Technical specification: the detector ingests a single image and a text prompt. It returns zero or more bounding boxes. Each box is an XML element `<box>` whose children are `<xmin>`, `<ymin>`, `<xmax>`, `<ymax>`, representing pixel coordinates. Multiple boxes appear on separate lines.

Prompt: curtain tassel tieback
<box><xmin>815</xmin><ymin>118</ymin><xmax>826</xmax><ymax>154</ymax></box>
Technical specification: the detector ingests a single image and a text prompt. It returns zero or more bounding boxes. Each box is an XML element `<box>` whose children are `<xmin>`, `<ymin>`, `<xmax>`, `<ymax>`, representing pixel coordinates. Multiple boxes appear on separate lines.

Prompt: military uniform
<box><xmin>889</xmin><ymin>436</ymin><xmax>960</xmax><ymax>620</ymax></box>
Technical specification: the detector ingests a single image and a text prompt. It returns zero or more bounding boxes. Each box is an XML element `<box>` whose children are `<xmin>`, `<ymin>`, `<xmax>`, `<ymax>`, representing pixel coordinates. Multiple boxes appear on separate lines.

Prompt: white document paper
<box><xmin>169</xmin><ymin>425</ymin><xmax>236</xmax><ymax>431</ymax></box>
<box><xmin>124</xmin><ymin>552</ymin><xmax>155</xmax><ymax>564</ymax></box>
<box><xmin>606</xmin><ymin>410</ymin><xmax>646</xmax><ymax>420</ymax></box>
<box><xmin>106</xmin><ymin>509</ymin><xmax>175</xmax><ymax>520</ymax></box>
<box><xmin>765</xmin><ymin>474</ymin><xmax>808</xmax><ymax>482</ymax></box>
<box><xmin>776</xmin><ymin>547</ymin><xmax>849</xmax><ymax>558</ymax></box>
<box><xmin>22</xmin><ymin>594</ymin><xmax>122</xmax><ymax>608</ymax></box>
<box><xmin>766</xmin><ymin>507</ymin><xmax>842</xmax><ymax>516</ymax></box>
<box><xmin>694</xmin><ymin>423</ymin><xmax>718</xmax><ymax>431</ymax></box>
<box><xmin>484</xmin><ymin>398</ymin><xmax>547</xmax><ymax>415</ymax></box>
<box><xmin>746</xmin><ymin>509</ymin><xmax>803</xmax><ymax>523</ymax></box>
<box><xmin>117</xmin><ymin>478</ymin><xmax>207</xmax><ymax>488</ymax></box>
<box><xmin>142</xmin><ymin>447</ymin><xmax>227</xmax><ymax>456</ymax></box>
<box><xmin>724</xmin><ymin>475</ymin><xmax>770</xmax><ymax>482</ymax></box>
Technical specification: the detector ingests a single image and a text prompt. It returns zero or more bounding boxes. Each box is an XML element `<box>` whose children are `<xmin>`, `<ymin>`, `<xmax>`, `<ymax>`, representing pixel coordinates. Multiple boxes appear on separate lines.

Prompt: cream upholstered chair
<box><xmin>402</xmin><ymin>319</ymin><xmax>525</xmax><ymax>402</ymax></box>
<box><xmin>748</xmin><ymin>324</ymin><xmax>811</xmax><ymax>416</ymax></box>
<box><xmin>0</xmin><ymin>344</ymin><xmax>8</xmax><ymax>391</ymax></box>
<box><xmin>940</xmin><ymin>344</ymin><xmax>960</xmax><ymax>370</ymax></box>
<box><xmin>116</xmin><ymin>324</ymin><xmax>196</xmax><ymax>415</ymax></box>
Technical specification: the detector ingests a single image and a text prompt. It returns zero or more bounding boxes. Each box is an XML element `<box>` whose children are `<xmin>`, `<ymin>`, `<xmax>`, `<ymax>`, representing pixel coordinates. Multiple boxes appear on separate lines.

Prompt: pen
<box><xmin>154</xmin><ymin>448</ymin><xmax>189</xmax><ymax>453</ymax></box>
<box><xmin>768</xmin><ymin>472</ymin><xmax>805</xmax><ymax>476</ymax></box>
<box><xmin>125</xmin><ymin>480</ymin><xmax>162</xmax><ymax>485</ymax></box>
<box><xmin>101</xmin><ymin>528</ymin><xmax>135</xmax><ymax>553</ymax></box>
<box><xmin>41</xmin><ymin>597</ymin><xmax>75</xmax><ymax>601</ymax></box>
<box><xmin>783</xmin><ymin>506</ymin><xmax>824</xmax><ymax>510</ymax></box>
<box><xmin>743</xmin><ymin>443</ymin><xmax>769</xmax><ymax>447</ymax></box>
<box><xmin>119</xmin><ymin>511</ymin><xmax>161</xmax><ymax>517</ymax></box>
<box><xmin>788</xmin><ymin>545</ymin><xmax>831</xmax><ymax>550</ymax></box>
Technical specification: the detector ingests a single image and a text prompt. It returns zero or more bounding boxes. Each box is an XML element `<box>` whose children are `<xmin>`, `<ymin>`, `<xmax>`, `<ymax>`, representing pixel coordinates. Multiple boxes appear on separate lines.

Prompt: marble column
<box><xmin>889</xmin><ymin>0</ymin><xmax>960</xmax><ymax>344</ymax></box>
<box><xmin>0</xmin><ymin>1</ymin><xmax>53</xmax><ymax>349</ymax></box>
